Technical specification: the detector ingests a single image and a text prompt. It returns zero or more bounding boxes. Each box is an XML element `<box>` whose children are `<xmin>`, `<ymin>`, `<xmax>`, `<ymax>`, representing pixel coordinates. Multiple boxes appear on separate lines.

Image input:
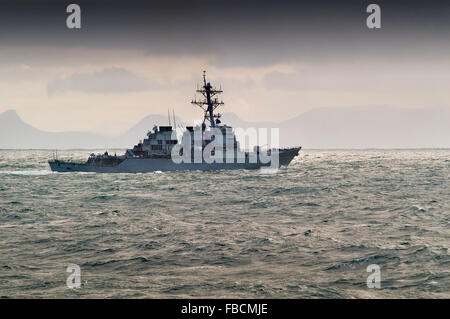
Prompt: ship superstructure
<box><xmin>127</xmin><ymin>125</ymin><xmax>178</xmax><ymax>159</ymax></box>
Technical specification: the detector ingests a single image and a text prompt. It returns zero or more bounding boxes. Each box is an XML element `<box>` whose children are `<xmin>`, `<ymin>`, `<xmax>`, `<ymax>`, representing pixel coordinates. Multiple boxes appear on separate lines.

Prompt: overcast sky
<box><xmin>0</xmin><ymin>0</ymin><xmax>449</xmax><ymax>134</ymax></box>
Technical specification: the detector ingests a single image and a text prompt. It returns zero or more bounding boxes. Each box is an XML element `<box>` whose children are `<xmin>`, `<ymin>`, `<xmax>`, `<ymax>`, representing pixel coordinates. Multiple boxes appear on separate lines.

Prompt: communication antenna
<box><xmin>191</xmin><ymin>70</ymin><xmax>224</xmax><ymax>128</ymax></box>
<box><xmin>168</xmin><ymin>108</ymin><xmax>171</xmax><ymax>127</ymax></box>
<box><xmin>172</xmin><ymin>109</ymin><xmax>177</xmax><ymax>128</ymax></box>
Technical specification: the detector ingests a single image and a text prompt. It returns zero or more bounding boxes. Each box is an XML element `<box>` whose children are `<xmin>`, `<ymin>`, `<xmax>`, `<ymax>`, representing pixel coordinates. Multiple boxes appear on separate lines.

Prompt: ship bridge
<box><xmin>127</xmin><ymin>125</ymin><xmax>178</xmax><ymax>158</ymax></box>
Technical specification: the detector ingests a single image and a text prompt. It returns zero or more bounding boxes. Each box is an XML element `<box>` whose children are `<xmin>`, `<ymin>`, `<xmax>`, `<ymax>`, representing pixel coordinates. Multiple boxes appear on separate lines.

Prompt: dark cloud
<box><xmin>1</xmin><ymin>0</ymin><xmax>450</xmax><ymax>67</ymax></box>
<box><xmin>47</xmin><ymin>67</ymin><xmax>160</xmax><ymax>95</ymax></box>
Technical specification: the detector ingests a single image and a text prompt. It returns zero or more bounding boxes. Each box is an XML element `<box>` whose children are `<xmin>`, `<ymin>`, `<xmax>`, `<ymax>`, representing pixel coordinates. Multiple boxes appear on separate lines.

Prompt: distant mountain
<box><xmin>0</xmin><ymin>107</ymin><xmax>449</xmax><ymax>149</ymax></box>
<box><xmin>221</xmin><ymin>107</ymin><xmax>450</xmax><ymax>148</ymax></box>
<box><xmin>0</xmin><ymin>110</ymin><xmax>111</xmax><ymax>149</ymax></box>
<box><xmin>281</xmin><ymin>106</ymin><xmax>450</xmax><ymax>148</ymax></box>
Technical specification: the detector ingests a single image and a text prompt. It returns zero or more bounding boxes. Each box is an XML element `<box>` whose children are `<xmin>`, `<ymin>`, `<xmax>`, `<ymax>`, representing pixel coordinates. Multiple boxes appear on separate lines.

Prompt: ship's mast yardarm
<box><xmin>191</xmin><ymin>71</ymin><xmax>224</xmax><ymax>128</ymax></box>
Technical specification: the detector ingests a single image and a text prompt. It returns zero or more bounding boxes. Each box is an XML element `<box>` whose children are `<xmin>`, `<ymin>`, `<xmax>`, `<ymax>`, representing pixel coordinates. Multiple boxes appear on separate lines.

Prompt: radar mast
<box><xmin>191</xmin><ymin>71</ymin><xmax>224</xmax><ymax>128</ymax></box>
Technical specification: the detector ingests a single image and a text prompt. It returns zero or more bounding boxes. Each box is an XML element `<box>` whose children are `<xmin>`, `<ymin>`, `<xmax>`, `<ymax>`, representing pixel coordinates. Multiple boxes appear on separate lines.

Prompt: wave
<box><xmin>0</xmin><ymin>170</ymin><xmax>54</xmax><ymax>176</ymax></box>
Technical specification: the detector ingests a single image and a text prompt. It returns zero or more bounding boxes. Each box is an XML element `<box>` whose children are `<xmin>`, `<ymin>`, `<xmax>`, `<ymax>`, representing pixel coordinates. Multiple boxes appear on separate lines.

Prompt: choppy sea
<box><xmin>0</xmin><ymin>149</ymin><xmax>448</xmax><ymax>298</ymax></box>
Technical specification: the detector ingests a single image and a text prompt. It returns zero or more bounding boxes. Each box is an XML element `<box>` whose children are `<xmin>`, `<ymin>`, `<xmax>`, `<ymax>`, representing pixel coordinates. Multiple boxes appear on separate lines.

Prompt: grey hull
<box><xmin>49</xmin><ymin>147</ymin><xmax>301</xmax><ymax>173</ymax></box>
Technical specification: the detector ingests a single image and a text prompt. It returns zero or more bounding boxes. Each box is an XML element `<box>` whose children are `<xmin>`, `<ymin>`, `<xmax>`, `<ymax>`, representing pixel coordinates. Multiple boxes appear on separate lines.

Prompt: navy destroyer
<box><xmin>49</xmin><ymin>72</ymin><xmax>301</xmax><ymax>173</ymax></box>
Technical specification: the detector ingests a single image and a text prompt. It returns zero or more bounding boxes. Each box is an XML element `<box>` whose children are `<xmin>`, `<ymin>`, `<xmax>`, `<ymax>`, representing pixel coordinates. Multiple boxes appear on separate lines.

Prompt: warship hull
<box><xmin>49</xmin><ymin>147</ymin><xmax>301</xmax><ymax>173</ymax></box>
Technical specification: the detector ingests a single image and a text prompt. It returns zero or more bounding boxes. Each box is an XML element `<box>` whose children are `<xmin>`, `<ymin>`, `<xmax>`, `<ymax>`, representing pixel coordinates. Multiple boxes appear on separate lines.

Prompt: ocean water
<box><xmin>0</xmin><ymin>149</ymin><xmax>448</xmax><ymax>298</ymax></box>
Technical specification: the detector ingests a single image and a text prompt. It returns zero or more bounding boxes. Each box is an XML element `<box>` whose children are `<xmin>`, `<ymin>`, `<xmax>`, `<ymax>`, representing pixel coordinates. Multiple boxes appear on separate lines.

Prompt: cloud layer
<box><xmin>47</xmin><ymin>67</ymin><xmax>159</xmax><ymax>95</ymax></box>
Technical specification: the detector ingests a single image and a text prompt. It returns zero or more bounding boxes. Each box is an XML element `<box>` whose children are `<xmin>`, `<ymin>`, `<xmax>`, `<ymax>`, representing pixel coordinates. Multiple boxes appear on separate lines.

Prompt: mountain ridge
<box><xmin>0</xmin><ymin>107</ymin><xmax>449</xmax><ymax>149</ymax></box>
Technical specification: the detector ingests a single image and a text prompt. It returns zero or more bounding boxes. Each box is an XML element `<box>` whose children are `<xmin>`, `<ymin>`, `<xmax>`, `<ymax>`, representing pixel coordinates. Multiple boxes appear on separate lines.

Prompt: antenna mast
<box><xmin>191</xmin><ymin>70</ymin><xmax>224</xmax><ymax>128</ymax></box>
<box><xmin>173</xmin><ymin>109</ymin><xmax>177</xmax><ymax>128</ymax></box>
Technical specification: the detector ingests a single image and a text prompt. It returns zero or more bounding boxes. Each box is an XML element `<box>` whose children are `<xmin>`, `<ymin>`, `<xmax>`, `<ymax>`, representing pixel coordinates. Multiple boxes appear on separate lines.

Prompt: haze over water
<box><xmin>0</xmin><ymin>149</ymin><xmax>448</xmax><ymax>298</ymax></box>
